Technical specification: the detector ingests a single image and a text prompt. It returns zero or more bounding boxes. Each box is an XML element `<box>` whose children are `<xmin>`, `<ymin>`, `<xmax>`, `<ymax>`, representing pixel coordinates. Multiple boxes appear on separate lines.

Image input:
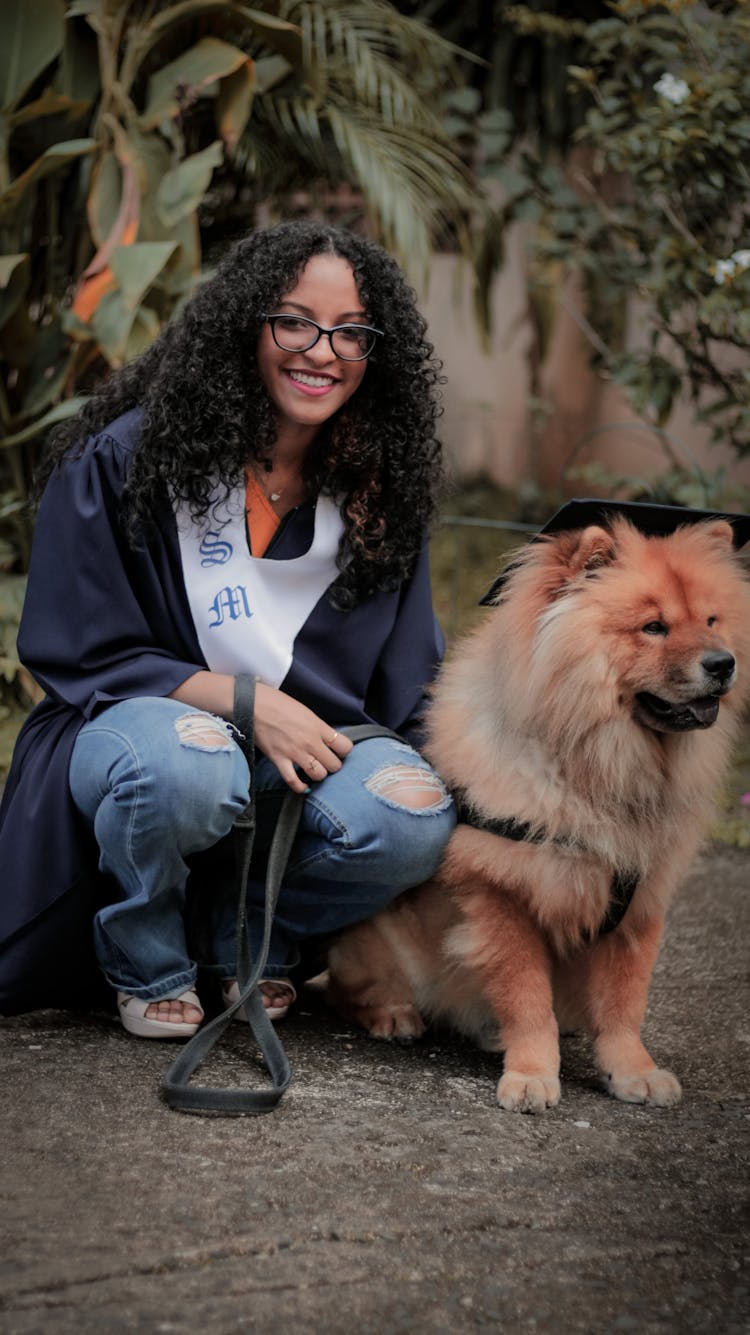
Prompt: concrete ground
<box><xmin>1</xmin><ymin>843</ymin><xmax>748</xmax><ymax>1335</ymax></box>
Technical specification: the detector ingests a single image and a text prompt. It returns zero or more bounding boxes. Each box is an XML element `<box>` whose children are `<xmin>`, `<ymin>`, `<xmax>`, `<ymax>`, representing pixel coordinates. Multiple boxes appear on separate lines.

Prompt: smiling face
<box><xmin>256</xmin><ymin>252</ymin><xmax>370</xmax><ymax>449</ymax></box>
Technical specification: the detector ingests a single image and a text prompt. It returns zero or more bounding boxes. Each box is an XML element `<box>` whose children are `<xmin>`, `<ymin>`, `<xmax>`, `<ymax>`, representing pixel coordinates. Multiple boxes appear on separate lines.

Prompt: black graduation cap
<box><xmin>479</xmin><ymin>497</ymin><xmax>750</xmax><ymax>605</ymax></box>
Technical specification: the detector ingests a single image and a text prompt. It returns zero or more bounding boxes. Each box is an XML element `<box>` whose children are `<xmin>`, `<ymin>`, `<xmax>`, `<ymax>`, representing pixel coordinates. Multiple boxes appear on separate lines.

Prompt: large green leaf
<box><xmin>254</xmin><ymin>54</ymin><xmax>292</xmax><ymax>95</ymax></box>
<box><xmin>155</xmin><ymin>141</ymin><xmax>224</xmax><ymax>227</ymax></box>
<box><xmin>128</xmin><ymin>126</ymin><xmax>201</xmax><ymax>295</ymax></box>
<box><xmin>216</xmin><ymin>61</ymin><xmax>256</xmax><ymax>150</ymax></box>
<box><xmin>156</xmin><ymin>217</ymin><xmax>202</xmax><ymax>299</ymax></box>
<box><xmin>110</xmin><ymin>242</ymin><xmax>179</xmax><ymax>312</ymax></box>
<box><xmin>0</xmin><ymin>255</ymin><xmax>30</xmax><ymax>333</ymax></box>
<box><xmin>0</xmin><ymin>397</ymin><xmax>88</xmax><ymax>449</ymax></box>
<box><xmin>136</xmin><ymin>2</ymin><xmax>303</xmax><ymax>74</ymax></box>
<box><xmin>0</xmin><ymin>0</ymin><xmax>65</xmax><ymax>114</ymax></box>
<box><xmin>124</xmin><ymin>305</ymin><xmax>161</xmax><ymax>362</ymax></box>
<box><xmin>140</xmin><ymin>37</ymin><xmax>256</xmax><ymax>130</ymax></box>
<box><xmin>57</xmin><ymin>9</ymin><xmax>101</xmax><ymax>104</ymax></box>
<box><xmin>0</xmin><ymin>137</ymin><xmax>96</xmax><ymax>226</ymax></box>
<box><xmin>19</xmin><ymin>330</ymin><xmax>74</xmax><ymax>422</ymax></box>
<box><xmin>86</xmin><ymin>150</ymin><xmax>122</xmax><ymax>249</ymax></box>
<box><xmin>90</xmin><ymin>289</ymin><xmax>138</xmax><ymax>367</ymax></box>
<box><xmin>91</xmin><ymin>241</ymin><xmax>179</xmax><ymax>364</ymax></box>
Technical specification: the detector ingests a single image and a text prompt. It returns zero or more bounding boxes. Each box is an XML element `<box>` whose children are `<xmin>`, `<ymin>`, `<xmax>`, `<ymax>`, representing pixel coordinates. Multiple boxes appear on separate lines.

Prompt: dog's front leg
<box><xmin>460</xmin><ymin>885</ymin><xmax>561</xmax><ymax>1113</ymax></box>
<box><xmin>582</xmin><ymin>915</ymin><xmax>682</xmax><ymax>1106</ymax></box>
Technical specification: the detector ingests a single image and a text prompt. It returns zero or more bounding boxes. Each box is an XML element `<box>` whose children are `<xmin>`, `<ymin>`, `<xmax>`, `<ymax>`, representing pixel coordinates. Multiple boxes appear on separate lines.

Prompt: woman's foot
<box><xmin>223</xmin><ymin>978</ymin><xmax>296</xmax><ymax>1022</ymax></box>
<box><xmin>259</xmin><ymin>979</ymin><xmax>296</xmax><ymax>1019</ymax></box>
<box><xmin>117</xmin><ymin>989</ymin><xmax>204</xmax><ymax>1039</ymax></box>
<box><xmin>145</xmin><ymin>996</ymin><xmax>204</xmax><ymax>1026</ymax></box>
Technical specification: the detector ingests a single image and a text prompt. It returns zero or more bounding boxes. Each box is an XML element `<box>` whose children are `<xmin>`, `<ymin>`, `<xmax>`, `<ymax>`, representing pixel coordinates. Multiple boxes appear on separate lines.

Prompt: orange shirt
<box><xmin>245</xmin><ymin>471</ymin><xmax>280</xmax><ymax>557</ymax></box>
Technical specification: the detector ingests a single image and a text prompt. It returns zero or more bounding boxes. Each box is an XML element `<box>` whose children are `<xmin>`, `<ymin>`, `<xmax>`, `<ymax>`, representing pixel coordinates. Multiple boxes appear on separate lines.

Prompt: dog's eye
<box><xmin>642</xmin><ymin>620</ymin><xmax>668</xmax><ymax>636</ymax></box>
<box><xmin>707</xmin><ymin>615</ymin><xmax>717</xmax><ymax>627</ymax></box>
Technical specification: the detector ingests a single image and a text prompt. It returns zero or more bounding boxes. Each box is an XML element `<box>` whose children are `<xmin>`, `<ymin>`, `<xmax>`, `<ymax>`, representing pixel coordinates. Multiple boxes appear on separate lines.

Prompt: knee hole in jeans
<box><xmin>363</xmin><ymin>763</ymin><xmax>449</xmax><ymax>810</ymax></box>
<box><xmin>174</xmin><ymin>712</ymin><xmax>235</xmax><ymax>753</ymax></box>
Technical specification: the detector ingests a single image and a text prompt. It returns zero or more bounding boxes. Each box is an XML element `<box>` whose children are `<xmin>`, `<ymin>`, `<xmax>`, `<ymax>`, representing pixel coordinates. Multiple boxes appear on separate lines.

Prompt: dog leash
<box><xmin>162</xmin><ymin>674</ymin><xmax>400</xmax><ymax>1116</ymax></box>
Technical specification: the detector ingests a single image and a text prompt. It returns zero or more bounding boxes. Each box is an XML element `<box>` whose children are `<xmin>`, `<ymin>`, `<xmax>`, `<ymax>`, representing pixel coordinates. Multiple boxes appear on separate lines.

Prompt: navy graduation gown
<box><xmin>0</xmin><ymin>410</ymin><xmax>443</xmax><ymax>1013</ymax></box>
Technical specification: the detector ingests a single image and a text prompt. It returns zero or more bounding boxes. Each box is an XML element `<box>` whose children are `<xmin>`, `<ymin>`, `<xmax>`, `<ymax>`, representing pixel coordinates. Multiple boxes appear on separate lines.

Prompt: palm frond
<box><xmin>282</xmin><ymin>0</ymin><xmax>468</xmax><ymax>116</ymax></box>
<box><xmin>230</xmin><ymin>1</ymin><xmax>478</xmax><ymax>269</ymax></box>
<box><xmin>327</xmin><ymin>104</ymin><xmax>471</xmax><ymax>266</ymax></box>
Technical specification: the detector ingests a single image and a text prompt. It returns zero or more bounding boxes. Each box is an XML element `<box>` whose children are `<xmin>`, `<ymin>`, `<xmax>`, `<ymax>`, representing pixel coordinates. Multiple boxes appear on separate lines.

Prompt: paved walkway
<box><xmin>2</xmin><ymin>843</ymin><xmax>748</xmax><ymax>1333</ymax></box>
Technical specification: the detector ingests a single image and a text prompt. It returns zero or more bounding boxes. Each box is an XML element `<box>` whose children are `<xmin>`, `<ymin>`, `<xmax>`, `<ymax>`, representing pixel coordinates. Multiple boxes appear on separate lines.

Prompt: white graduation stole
<box><xmin>175</xmin><ymin>485</ymin><xmax>345</xmax><ymax>685</ymax></box>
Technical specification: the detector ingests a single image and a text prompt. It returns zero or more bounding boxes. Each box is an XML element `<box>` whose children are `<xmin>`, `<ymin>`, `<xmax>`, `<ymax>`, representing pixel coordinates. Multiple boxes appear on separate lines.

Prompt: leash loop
<box><xmin>162</xmin><ymin>675</ymin><xmax>400</xmax><ymax>1115</ymax></box>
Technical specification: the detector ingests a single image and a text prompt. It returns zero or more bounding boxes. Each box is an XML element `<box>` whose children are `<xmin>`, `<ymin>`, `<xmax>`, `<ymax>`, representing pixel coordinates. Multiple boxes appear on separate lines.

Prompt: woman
<box><xmin>0</xmin><ymin>220</ymin><xmax>456</xmax><ymax>1036</ymax></box>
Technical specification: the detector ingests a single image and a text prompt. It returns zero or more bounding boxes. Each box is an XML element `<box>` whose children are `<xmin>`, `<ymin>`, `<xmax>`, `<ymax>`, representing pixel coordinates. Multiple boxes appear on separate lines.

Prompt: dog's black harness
<box><xmin>459</xmin><ymin>806</ymin><xmax>640</xmax><ymax>937</ymax></box>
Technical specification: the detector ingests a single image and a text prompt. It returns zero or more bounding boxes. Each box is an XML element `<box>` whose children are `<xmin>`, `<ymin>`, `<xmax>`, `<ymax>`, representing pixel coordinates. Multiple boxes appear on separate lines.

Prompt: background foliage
<box><xmin>458</xmin><ymin>0</ymin><xmax>750</xmax><ymax>501</ymax></box>
<box><xmin>0</xmin><ymin>0</ymin><xmax>473</xmax><ymax>571</ymax></box>
<box><xmin>1</xmin><ymin>0</ymin><xmax>749</xmax><ymax>840</ymax></box>
<box><xmin>0</xmin><ymin>0</ymin><xmax>477</xmax><ymax>732</ymax></box>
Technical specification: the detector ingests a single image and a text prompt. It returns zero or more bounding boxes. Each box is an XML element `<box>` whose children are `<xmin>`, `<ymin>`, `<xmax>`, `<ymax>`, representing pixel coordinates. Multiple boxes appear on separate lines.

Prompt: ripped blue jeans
<box><xmin>68</xmin><ymin>697</ymin><xmax>456</xmax><ymax>1001</ymax></box>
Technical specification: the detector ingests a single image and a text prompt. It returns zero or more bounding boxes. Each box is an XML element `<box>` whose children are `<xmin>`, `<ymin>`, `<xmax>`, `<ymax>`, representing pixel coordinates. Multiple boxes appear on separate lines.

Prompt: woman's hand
<box><xmin>169</xmin><ymin>671</ymin><xmax>352</xmax><ymax>794</ymax></box>
<box><xmin>253</xmin><ymin>682</ymin><xmax>353</xmax><ymax>793</ymax></box>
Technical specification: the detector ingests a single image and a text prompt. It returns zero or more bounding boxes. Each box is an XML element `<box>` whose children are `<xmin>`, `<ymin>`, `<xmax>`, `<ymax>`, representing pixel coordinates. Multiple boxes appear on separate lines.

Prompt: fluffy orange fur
<box><xmin>328</xmin><ymin>518</ymin><xmax>750</xmax><ymax>1112</ymax></box>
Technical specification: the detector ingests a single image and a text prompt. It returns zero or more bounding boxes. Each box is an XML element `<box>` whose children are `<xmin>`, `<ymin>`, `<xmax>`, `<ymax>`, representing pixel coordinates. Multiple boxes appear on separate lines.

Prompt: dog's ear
<box><xmin>702</xmin><ymin>519</ymin><xmax>734</xmax><ymax>549</ymax></box>
<box><xmin>567</xmin><ymin>525</ymin><xmax>616</xmax><ymax>575</ymax></box>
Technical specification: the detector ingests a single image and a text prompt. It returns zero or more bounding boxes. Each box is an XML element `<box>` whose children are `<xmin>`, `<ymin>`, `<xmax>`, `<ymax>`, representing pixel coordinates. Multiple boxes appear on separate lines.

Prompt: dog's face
<box><xmin>627</xmin><ymin>608</ymin><xmax>736</xmax><ymax>734</ymax></box>
<box><xmin>522</xmin><ymin>517</ymin><xmax>750</xmax><ymax>736</ymax></box>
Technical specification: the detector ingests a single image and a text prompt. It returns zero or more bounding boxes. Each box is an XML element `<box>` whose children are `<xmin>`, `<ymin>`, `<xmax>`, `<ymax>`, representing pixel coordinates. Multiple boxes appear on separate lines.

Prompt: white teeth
<box><xmin>288</xmin><ymin>371</ymin><xmax>334</xmax><ymax>388</ymax></box>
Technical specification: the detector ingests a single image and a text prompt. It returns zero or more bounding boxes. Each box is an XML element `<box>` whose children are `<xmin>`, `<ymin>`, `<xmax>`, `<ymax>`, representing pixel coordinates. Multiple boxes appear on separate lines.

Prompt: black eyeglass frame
<box><xmin>261</xmin><ymin>313</ymin><xmax>384</xmax><ymax>362</ymax></box>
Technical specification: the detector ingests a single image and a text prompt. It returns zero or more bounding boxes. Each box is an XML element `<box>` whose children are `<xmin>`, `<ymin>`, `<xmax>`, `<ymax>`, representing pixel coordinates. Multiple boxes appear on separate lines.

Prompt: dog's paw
<box><xmin>606</xmin><ymin>1067</ymin><xmax>682</xmax><ymax>1107</ymax></box>
<box><xmin>497</xmin><ymin>1070</ymin><xmax>561</xmax><ymax>1113</ymax></box>
<box><xmin>360</xmin><ymin>1003</ymin><xmax>426</xmax><ymax>1043</ymax></box>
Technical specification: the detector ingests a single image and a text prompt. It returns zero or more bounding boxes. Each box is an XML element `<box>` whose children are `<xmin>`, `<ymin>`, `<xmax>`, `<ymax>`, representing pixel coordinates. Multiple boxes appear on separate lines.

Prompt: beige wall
<box><xmin>420</xmin><ymin>249</ymin><xmax>750</xmax><ymax>502</ymax></box>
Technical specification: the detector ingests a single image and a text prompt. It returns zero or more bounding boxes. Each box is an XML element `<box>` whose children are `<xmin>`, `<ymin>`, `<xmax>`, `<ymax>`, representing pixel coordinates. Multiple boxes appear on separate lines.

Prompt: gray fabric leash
<box><xmin>162</xmin><ymin>673</ymin><xmax>400</xmax><ymax>1116</ymax></box>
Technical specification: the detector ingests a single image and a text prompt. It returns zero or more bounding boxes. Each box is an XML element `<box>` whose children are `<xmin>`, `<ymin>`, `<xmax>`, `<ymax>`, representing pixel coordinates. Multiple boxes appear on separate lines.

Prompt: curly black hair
<box><xmin>42</xmin><ymin>220</ymin><xmax>445</xmax><ymax>608</ymax></box>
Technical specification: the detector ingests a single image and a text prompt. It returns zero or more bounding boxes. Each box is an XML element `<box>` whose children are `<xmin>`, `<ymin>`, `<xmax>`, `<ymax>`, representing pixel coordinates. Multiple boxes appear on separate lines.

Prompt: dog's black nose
<box><xmin>702</xmin><ymin>650</ymin><xmax>735</xmax><ymax>680</ymax></box>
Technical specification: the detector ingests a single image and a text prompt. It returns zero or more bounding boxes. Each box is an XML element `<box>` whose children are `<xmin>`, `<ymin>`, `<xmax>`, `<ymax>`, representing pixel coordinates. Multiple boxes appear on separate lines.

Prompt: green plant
<box><xmin>469</xmin><ymin>0</ymin><xmax>750</xmax><ymax>465</ymax></box>
<box><xmin>0</xmin><ymin>0</ymin><xmax>474</xmax><ymax>573</ymax></box>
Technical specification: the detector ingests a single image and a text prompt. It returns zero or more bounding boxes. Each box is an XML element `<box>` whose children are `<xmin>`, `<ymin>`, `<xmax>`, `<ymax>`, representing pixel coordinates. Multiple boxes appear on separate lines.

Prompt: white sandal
<box><xmin>222</xmin><ymin>978</ymin><xmax>296</xmax><ymax>1023</ymax></box>
<box><xmin>117</xmin><ymin>989</ymin><xmax>204</xmax><ymax>1039</ymax></box>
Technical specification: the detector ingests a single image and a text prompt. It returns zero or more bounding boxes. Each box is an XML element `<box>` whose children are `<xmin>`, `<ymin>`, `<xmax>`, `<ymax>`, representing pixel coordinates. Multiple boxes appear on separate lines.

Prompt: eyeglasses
<box><xmin>262</xmin><ymin>313</ymin><xmax>383</xmax><ymax>362</ymax></box>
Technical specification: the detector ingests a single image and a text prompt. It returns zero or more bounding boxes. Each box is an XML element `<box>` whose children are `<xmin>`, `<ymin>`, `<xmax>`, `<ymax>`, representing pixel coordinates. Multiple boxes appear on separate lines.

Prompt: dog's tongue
<box><xmin>675</xmin><ymin>696</ymin><xmax>720</xmax><ymax>728</ymax></box>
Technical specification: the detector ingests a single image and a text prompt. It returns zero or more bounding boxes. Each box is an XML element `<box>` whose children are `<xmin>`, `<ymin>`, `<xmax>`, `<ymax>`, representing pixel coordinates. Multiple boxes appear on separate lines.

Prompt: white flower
<box><xmin>714</xmin><ymin>250</ymin><xmax>750</xmax><ymax>284</ymax></box>
<box><xmin>715</xmin><ymin>260</ymin><xmax>734</xmax><ymax>285</ymax></box>
<box><xmin>654</xmin><ymin>72</ymin><xmax>690</xmax><ymax>105</ymax></box>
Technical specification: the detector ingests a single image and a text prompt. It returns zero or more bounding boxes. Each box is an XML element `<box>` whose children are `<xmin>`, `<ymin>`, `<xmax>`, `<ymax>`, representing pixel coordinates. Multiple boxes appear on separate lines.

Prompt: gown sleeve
<box><xmin>17</xmin><ymin>428</ymin><xmax>206</xmax><ymax>718</ymax></box>
<box><xmin>364</xmin><ymin>538</ymin><xmax>445</xmax><ymax>746</ymax></box>
<box><xmin>0</xmin><ymin>422</ymin><xmax>209</xmax><ymax>1013</ymax></box>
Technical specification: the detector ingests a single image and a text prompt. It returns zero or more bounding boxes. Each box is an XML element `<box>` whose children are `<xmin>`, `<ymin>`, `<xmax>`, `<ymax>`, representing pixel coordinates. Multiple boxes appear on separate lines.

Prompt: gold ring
<box><xmin>330</xmin><ymin>732</ymin><xmax>338</xmax><ymax>743</ymax></box>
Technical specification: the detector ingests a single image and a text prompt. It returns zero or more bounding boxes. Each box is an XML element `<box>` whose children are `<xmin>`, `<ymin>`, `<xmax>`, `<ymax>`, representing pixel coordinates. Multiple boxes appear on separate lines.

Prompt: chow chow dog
<box><xmin>328</xmin><ymin>505</ymin><xmax>750</xmax><ymax>1112</ymax></box>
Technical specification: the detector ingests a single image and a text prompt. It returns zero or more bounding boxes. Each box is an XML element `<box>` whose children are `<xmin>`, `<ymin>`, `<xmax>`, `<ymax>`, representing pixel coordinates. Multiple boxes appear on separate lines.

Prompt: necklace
<box><xmin>253</xmin><ymin>456</ymin><xmax>308</xmax><ymax>508</ymax></box>
<box><xmin>255</xmin><ymin>458</ymin><xmax>282</xmax><ymax>502</ymax></box>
